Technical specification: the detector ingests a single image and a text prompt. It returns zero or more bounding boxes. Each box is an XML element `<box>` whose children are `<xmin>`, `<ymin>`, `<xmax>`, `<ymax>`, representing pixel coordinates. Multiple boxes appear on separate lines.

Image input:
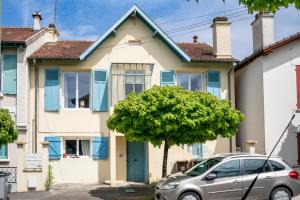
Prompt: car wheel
<box><xmin>270</xmin><ymin>187</ymin><xmax>291</xmax><ymax>200</ymax></box>
<box><xmin>179</xmin><ymin>191</ymin><xmax>201</xmax><ymax>200</ymax></box>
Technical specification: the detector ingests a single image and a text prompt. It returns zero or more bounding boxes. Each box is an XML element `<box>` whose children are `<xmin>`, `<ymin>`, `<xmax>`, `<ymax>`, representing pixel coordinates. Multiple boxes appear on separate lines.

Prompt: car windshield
<box><xmin>185</xmin><ymin>157</ymin><xmax>224</xmax><ymax>177</ymax></box>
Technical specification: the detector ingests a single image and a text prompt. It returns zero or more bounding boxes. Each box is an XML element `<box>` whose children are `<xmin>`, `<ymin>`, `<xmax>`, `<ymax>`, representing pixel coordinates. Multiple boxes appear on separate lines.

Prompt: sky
<box><xmin>2</xmin><ymin>0</ymin><xmax>300</xmax><ymax>60</ymax></box>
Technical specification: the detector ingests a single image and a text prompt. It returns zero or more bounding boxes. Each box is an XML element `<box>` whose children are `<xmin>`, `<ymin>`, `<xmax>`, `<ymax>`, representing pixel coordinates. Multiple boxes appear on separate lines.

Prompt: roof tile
<box><xmin>1</xmin><ymin>27</ymin><xmax>40</xmax><ymax>43</ymax></box>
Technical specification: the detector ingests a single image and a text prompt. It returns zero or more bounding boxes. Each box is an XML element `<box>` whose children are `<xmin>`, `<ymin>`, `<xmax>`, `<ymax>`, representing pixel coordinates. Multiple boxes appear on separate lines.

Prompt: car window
<box><xmin>270</xmin><ymin>160</ymin><xmax>285</xmax><ymax>171</ymax></box>
<box><xmin>243</xmin><ymin>159</ymin><xmax>271</xmax><ymax>175</ymax></box>
<box><xmin>210</xmin><ymin>160</ymin><xmax>240</xmax><ymax>178</ymax></box>
<box><xmin>186</xmin><ymin>157</ymin><xmax>223</xmax><ymax>177</ymax></box>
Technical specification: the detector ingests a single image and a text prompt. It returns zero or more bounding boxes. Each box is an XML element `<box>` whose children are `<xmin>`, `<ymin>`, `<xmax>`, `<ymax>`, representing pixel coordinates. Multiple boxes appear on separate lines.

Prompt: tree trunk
<box><xmin>162</xmin><ymin>139</ymin><xmax>169</xmax><ymax>177</ymax></box>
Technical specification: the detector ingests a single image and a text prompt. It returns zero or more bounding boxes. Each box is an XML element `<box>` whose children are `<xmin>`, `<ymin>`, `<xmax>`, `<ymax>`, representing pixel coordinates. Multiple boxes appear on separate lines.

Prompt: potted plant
<box><xmin>63</xmin><ymin>153</ymin><xmax>68</xmax><ymax>158</ymax></box>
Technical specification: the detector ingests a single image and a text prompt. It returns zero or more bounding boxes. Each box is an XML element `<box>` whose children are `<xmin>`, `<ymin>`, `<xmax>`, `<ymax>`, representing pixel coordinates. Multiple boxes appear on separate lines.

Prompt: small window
<box><xmin>211</xmin><ymin>160</ymin><xmax>240</xmax><ymax>178</ymax></box>
<box><xmin>177</xmin><ymin>73</ymin><xmax>202</xmax><ymax>91</ymax></box>
<box><xmin>0</xmin><ymin>144</ymin><xmax>8</xmax><ymax>159</ymax></box>
<box><xmin>243</xmin><ymin>159</ymin><xmax>271</xmax><ymax>175</ymax></box>
<box><xmin>125</xmin><ymin>70</ymin><xmax>145</xmax><ymax>96</ymax></box>
<box><xmin>65</xmin><ymin>139</ymin><xmax>90</xmax><ymax>158</ymax></box>
<box><xmin>270</xmin><ymin>160</ymin><xmax>285</xmax><ymax>171</ymax></box>
<box><xmin>64</xmin><ymin>72</ymin><xmax>90</xmax><ymax>108</ymax></box>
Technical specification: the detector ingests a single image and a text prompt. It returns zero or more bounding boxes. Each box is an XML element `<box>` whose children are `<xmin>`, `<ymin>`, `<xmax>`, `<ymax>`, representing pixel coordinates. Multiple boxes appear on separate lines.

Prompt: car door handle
<box><xmin>264</xmin><ymin>176</ymin><xmax>273</xmax><ymax>180</ymax></box>
<box><xmin>233</xmin><ymin>180</ymin><xmax>240</xmax><ymax>184</ymax></box>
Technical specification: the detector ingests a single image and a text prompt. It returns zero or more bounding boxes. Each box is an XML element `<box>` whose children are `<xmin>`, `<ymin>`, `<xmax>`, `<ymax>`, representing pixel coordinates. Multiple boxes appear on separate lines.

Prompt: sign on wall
<box><xmin>25</xmin><ymin>154</ymin><xmax>43</xmax><ymax>169</ymax></box>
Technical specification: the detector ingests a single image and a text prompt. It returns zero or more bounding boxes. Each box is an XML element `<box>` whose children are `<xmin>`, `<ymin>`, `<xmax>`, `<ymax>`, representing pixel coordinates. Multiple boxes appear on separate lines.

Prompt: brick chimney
<box><xmin>251</xmin><ymin>12</ymin><xmax>274</xmax><ymax>52</ymax></box>
<box><xmin>32</xmin><ymin>11</ymin><xmax>42</xmax><ymax>31</ymax></box>
<box><xmin>211</xmin><ymin>16</ymin><xmax>232</xmax><ymax>58</ymax></box>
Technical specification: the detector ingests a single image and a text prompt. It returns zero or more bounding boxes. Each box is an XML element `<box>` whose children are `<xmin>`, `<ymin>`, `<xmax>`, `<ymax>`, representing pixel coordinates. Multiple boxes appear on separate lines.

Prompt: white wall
<box><xmin>263</xmin><ymin>40</ymin><xmax>300</xmax><ymax>166</ymax></box>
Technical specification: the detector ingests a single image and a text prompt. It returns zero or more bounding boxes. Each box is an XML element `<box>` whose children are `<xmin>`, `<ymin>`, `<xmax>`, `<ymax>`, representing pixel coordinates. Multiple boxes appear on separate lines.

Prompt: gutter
<box><xmin>33</xmin><ymin>59</ymin><xmax>39</xmax><ymax>153</ymax></box>
<box><xmin>227</xmin><ymin>61</ymin><xmax>239</xmax><ymax>152</ymax></box>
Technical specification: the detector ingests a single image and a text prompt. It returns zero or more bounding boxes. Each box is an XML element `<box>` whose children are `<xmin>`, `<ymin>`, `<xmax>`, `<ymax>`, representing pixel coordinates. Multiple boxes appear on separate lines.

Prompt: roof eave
<box><xmin>79</xmin><ymin>5</ymin><xmax>191</xmax><ymax>62</ymax></box>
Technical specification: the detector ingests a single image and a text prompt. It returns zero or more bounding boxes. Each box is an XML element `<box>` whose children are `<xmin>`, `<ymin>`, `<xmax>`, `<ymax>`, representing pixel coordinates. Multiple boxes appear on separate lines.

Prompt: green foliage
<box><xmin>239</xmin><ymin>0</ymin><xmax>300</xmax><ymax>13</ymax></box>
<box><xmin>45</xmin><ymin>165</ymin><xmax>54</xmax><ymax>191</ymax></box>
<box><xmin>0</xmin><ymin>108</ymin><xmax>18</xmax><ymax>145</ymax></box>
<box><xmin>107</xmin><ymin>86</ymin><xmax>244</xmax><ymax>147</ymax></box>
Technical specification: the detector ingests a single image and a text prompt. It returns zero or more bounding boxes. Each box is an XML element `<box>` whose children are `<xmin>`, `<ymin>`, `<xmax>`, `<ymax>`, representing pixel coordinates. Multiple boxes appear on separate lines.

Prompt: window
<box><xmin>211</xmin><ymin>160</ymin><xmax>241</xmax><ymax>178</ymax></box>
<box><xmin>125</xmin><ymin>70</ymin><xmax>145</xmax><ymax>96</ymax></box>
<box><xmin>270</xmin><ymin>160</ymin><xmax>285</xmax><ymax>171</ymax></box>
<box><xmin>0</xmin><ymin>56</ymin><xmax>2</xmax><ymax>92</ymax></box>
<box><xmin>186</xmin><ymin>157</ymin><xmax>223</xmax><ymax>177</ymax></box>
<box><xmin>243</xmin><ymin>159</ymin><xmax>271</xmax><ymax>175</ymax></box>
<box><xmin>177</xmin><ymin>74</ymin><xmax>202</xmax><ymax>91</ymax></box>
<box><xmin>188</xmin><ymin>144</ymin><xmax>203</xmax><ymax>157</ymax></box>
<box><xmin>65</xmin><ymin>139</ymin><xmax>90</xmax><ymax>157</ymax></box>
<box><xmin>0</xmin><ymin>144</ymin><xmax>8</xmax><ymax>159</ymax></box>
<box><xmin>64</xmin><ymin>72</ymin><xmax>90</xmax><ymax>108</ymax></box>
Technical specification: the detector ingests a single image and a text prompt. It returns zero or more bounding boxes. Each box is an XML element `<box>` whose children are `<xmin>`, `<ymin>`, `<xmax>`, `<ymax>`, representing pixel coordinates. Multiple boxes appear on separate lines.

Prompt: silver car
<box><xmin>155</xmin><ymin>154</ymin><xmax>300</xmax><ymax>200</ymax></box>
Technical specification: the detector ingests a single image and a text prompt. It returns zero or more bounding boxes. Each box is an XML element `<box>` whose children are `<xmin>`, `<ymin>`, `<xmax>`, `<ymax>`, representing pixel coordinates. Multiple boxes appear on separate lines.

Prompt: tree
<box><xmin>192</xmin><ymin>0</ymin><xmax>300</xmax><ymax>13</ymax></box>
<box><xmin>0</xmin><ymin>108</ymin><xmax>18</xmax><ymax>145</ymax></box>
<box><xmin>107</xmin><ymin>86</ymin><xmax>244</xmax><ymax>177</ymax></box>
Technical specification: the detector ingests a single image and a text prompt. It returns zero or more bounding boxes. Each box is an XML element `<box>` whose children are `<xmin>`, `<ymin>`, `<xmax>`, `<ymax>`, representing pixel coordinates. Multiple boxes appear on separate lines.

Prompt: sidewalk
<box><xmin>9</xmin><ymin>183</ymin><xmax>155</xmax><ymax>200</ymax></box>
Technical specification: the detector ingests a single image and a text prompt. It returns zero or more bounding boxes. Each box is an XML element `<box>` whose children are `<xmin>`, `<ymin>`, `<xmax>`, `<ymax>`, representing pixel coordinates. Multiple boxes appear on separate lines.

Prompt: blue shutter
<box><xmin>160</xmin><ymin>70</ymin><xmax>176</xmax><ymax>86</ymax></box>
<box><xmin>3</xmin><ymin>55</ymin><xmax>17</xmax><ymax>94</ymax></box>
<box><xmin>92</xmin><ymin>70</ymin><xmax>108</xmax><ymax>112</ymax></box>
<box><xmin>45</xmin><ymin>136</ymin><xmax>61</xmax><ymax>160</ymax></box>
<box><xmin>45</xmin><ymin>69</ymin><xmax>60</xmax><ymax>111</ymax></box>
<box><xmin>92</xmin><ymin>137</ymin><xmax>108</xmax><ymax>160</ymax></box>
<box><xmin>206</xmin><ymin>71</ymin><xmax>221</xmax><ymax>98</ymax></box>
<box><xmin>0</xmin><ymin>144</ymin><xmax>8</xmax><ymax>159</ymax></box>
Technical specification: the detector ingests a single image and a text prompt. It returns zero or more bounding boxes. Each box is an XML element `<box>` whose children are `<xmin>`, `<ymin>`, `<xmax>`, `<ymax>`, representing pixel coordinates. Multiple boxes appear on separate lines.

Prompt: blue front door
<box><xmin>127</xmin><ymin>141</ymin><xmax>145</xmax><ymax>182</ymax></box>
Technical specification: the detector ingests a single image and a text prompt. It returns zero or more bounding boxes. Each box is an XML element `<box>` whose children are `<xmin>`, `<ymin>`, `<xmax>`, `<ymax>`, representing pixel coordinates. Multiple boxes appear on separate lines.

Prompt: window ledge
<box><xmin>23</xmin><ymin>168</ymin><xmax>42</xmax><ymax>172</ymax></box>
<box><xmin>0</xmin><ymin>92</ymin><xmax>3</xmax><ymax>98</ymax></box>
<box><xmin>0</xmin><ymin>159</ymin><xmax>10</xmax><ymax>163</ymax></box>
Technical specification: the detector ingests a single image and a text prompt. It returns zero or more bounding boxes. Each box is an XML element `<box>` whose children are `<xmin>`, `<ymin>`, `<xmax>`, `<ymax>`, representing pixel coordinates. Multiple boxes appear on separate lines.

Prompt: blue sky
<box><xmin>2</xmin><ymin>0</ymin><xmax>300</xmax><ymax>59</ymax></box>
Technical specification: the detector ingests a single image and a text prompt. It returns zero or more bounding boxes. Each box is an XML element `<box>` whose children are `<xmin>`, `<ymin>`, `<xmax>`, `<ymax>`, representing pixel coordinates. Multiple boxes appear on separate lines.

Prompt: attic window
<box><xmin>128</xmin><ymin>40</ymin><xmax>141</xmax><ymax>46</ymax></box>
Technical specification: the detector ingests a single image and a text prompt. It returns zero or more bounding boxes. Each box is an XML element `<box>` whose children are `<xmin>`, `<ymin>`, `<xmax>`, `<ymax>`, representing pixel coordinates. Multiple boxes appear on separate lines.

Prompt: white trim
<box><xmin>79</xmin><ymin>5</ymin><xmax>190</xmax><ymax>62</ymax></box>
<box><xmin>63</xmin><ymin>137</ymin><xmax>91</xmax><ymax>158</ymax></box>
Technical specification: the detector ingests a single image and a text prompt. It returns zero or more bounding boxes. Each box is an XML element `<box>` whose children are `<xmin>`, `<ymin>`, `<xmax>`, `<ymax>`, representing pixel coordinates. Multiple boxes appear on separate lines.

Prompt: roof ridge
<box><xmin>1</xmin><ymin>26</ymin><xmax>33</xmax><ymax>29</ymax></box>
<box><xmin>58</xmin><ymin>40</ymin><xmax>94</xmax><ymax>42</ymax></box>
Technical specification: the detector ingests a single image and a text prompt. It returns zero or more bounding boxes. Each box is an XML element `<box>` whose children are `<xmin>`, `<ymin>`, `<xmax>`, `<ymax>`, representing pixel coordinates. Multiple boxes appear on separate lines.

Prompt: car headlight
<box><xmin>161</xmin><ymin>182</ymin><xmax>180</xmax><ymax>190</ymax></box>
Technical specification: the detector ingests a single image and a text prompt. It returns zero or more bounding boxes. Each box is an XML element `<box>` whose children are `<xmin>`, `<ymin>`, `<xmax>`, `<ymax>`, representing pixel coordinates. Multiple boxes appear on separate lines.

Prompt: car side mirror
<box><xmin>206</xmin><ymin>173</ymin><xmax>217</xmax><ymax>180</ymax></box>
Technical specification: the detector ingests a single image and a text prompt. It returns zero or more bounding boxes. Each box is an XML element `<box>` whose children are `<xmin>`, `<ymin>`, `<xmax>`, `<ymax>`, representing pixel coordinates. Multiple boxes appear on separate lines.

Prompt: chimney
<box><xmin>193</xmin><ymin>35</ymin><xmax>198</xmax><ymax>43</ymax></box>
<box><xmin>251</xmin><ymin>12</ymin><xmax>274</xmax><ymax>52</ymax></box>
<box><xmin>32</xmin><ymin>11</ymin><xmax>42</xmax><ymax>31</ymax></box>
<box><xmin>211</xmin><ymin>16</ymin><xmax>232</xmax><ymax>58</ymax></box>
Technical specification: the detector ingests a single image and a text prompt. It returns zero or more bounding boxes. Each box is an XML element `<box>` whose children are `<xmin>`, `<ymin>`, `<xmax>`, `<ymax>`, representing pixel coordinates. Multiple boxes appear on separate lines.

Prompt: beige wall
<box><xmin>31</xmin><ymin>16</ymin><xmax>235</xmax><ymax>184</ymax></box>
<box><xmin>235</xmin><ymin>57</ymin><xmax>266</xmax><ymax>153</ymax></box>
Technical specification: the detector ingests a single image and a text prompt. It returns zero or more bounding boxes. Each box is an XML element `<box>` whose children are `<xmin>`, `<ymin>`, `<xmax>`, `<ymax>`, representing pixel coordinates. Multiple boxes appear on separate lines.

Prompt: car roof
<box><xmin>212</xmin><ymin>153</ymin><xmax>281</xmax><ymax>161</ymax></box>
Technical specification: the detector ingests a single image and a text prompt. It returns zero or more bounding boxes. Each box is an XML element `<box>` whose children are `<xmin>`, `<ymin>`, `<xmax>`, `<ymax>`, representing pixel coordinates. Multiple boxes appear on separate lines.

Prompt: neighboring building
<box><xmin>0</xmin><ymin>12</ymin><xmax>59</xmax><ymax>191</ymax></box>
<box><xmin>26</xmin><ymin>5</ymin><xmax>236</xmax><ymax>186</ymax></box>
<box><xmin>235</xmin><ymin>13</ymin><xmax>300</xmax><ymax>167</ymax></box>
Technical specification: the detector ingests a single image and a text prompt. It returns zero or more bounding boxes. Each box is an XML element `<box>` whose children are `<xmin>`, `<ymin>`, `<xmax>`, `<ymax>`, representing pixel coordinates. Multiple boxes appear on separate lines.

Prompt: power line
<box><xmin>156</xmin><ymin>6</ymin><xmax>246</xmax><ymax>25</ymax></box>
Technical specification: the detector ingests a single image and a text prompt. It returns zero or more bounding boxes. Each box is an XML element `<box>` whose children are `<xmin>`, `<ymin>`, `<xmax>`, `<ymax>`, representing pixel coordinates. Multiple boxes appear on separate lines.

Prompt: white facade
<box><xmin>235</xmin><ymin>36</ymin><xmax>300</xmax><ymax>167</ymax></box>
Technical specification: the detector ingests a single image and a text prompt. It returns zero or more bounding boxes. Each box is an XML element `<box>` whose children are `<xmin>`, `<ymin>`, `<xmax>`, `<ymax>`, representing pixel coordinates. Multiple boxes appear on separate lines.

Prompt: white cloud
<box><xmin>60</xmin><ymin>24</ymin><xmax>99</xmax><ymax>40</ymax></box>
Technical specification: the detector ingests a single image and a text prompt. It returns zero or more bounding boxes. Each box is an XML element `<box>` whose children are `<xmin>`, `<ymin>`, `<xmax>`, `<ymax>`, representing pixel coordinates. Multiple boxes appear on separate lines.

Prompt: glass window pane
<box><xmin>125</xmin><ymin>75</ymin><xmax>134</xmax><ymax>84</ymax></box>
<box><xmin>135</xmin><ymin>75</ymin><xmax>145</xmax><ymax>84</ymax></box>
<box><xmin>177</xmin><ymin>74</ymin><xmax>189</xmax><ymax>90</ymax></box>
<box><xmin>64</xmin><ymin>73</ymin><xmax>76</xmax><ymax>108</ymax></box>
<box><xmin>270</xmin><ymin>161</ymin><xmax>285</xmax><ymax>171</ymax></box>
<box><xmin>244</xmin><ymin>159</ymin><xmax>271</xmax><ymax>175</ymax></box>
<box><xmin>134</xmin><ymin>84</ymin><xmax>144</xmax><ymax>94</ymax></box>
<box><xmin>66</xmin><ymin>140</ymin><xmax>77</xmax><ymax>155</ymax></box>
<box><xmin>78</xmin><ymin>73</ymin><xmax>90</xmax><ymax>108</ymax></box>
<box><xmin>186</xmin><ymin>158</ymin><xmax>222</xmax><ymax>177</ymax></box>
<box><xmin>191</xmin><ymin>74</ymin><xmax>201</xmax><ymax>91</ymax></box>
<box><xmin>125</xmin><ymin>84</ymin><xmax>134</xmax><ymax>96</ymax></box>
<box><xmin>79</xmin><ymin>140</ymin><xmax>90</xmax><ymax>156</ymax></box>
<box><xmin>212</xmin><ymin>160</ymin><xmax>240</xmax><ymax>178</ymax></box>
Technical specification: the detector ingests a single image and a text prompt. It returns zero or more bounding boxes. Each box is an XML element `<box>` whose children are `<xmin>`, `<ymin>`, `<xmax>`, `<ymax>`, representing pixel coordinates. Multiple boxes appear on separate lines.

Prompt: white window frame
<box><xmin>63</xmin><ymin>138</ymin><xmax>92</xmax><ymax>158</ymax></box>
<box><xmin>0</xmin><ymin>54</ymin><xmax>3</xmax><ymax>94</ymax></box>
<box><xmin>124</xmin><ymin>70</ymin><xmax>145</xmax><ymax>97</ymax></box>
<box><xmin>176</xmin><ymin>73</ymin><xmax>203</xmax><ymax>91</ymax></box>
<box><xmin>63</xmin><ymin>71</ymin><xmax>91</xmax><ymax>109</ymax></box>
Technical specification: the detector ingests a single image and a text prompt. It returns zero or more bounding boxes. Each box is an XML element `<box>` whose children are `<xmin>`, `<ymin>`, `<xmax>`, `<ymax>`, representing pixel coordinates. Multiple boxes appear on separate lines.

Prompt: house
<box><xmin>24</xmin><ymin>5</ymin><xmax>237</xmax><ymax>187</ymax></box>
<box><xmin>235</xmin><ymin>12</ymin><xmax>300</xmax><ymax>167</ymax></box>
<box><xmin>0</xmin><ymin>12</ymin><xmax>59</xmax><ymax>192</ymax></box>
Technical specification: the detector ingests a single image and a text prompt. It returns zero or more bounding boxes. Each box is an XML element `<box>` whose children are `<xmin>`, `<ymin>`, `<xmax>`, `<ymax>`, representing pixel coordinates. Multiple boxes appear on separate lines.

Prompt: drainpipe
<box><xmin>33</xmin><ymin>59</ymin><xmax>38</xmax><ymax>153</ymax></box>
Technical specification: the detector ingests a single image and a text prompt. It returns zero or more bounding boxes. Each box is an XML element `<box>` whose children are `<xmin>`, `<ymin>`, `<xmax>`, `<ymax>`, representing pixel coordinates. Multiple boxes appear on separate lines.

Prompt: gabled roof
<box><xmin>29</xmin><ymin>41</ymin><xmax>94</xmax><ymax>60</ymax></box>
<box><xmin>235</xmin><ymin>32</ymin><xmax>300</xmax><ymax>71</ymax></box>
<box><xmin>1</xmin><ymin>27</ymin><xmax>42</xmax><ymax>43</ymax></box>
<box><xmin>79</xmin><ymin>5</ymin><xmax>191</xmax><ymax>62</ymax></box>
<box><xmin>177</xmin><ymin>43</ymin><xmax>237</xmax><ymax>62</ymax></box>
